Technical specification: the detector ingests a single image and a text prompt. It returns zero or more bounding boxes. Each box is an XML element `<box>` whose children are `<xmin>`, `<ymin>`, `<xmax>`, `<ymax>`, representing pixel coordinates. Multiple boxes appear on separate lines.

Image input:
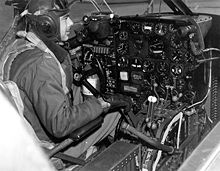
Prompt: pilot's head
<box><xmin>20</xmin><ymin>0</ymin><xmax>74</xmax><ymax>41</ymax></box>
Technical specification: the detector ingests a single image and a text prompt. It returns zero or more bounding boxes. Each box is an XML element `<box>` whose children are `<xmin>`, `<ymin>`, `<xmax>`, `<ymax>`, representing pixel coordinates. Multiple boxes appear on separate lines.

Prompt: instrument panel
<box><xmin>82</xmin><ymin>15</ymin><xmax>199</xmax><ymax>113</ymax></box>
<box><xmin>76</xmin><ymin>11</ymin><xmax>212</xmax><ymax>171</ymax></box>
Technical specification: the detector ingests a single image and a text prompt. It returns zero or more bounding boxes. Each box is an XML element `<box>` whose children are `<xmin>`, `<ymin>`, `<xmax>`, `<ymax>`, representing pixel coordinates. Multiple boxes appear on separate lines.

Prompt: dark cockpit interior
<box><xmin>1</xmin><ymin>0</ymin><xmax>220</xmax><ymax>170</ymax></box>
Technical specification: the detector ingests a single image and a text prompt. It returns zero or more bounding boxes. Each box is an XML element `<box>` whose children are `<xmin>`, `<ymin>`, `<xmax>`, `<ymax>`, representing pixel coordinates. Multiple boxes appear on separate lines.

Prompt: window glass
<box><xmin>1</xmin><ymin>0</ymin><xmax>220</xmax><ymax>41</ymax></box>
<box><xmin>0</xmin><ymin>1</ymin><xmax>13</xmax><ymax>41</ymax></box>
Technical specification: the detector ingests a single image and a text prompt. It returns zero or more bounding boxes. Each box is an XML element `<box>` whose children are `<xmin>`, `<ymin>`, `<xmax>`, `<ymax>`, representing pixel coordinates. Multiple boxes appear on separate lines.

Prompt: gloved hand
<box><xmin>103</xmin><ymin>93</ymin><xmax>132</xmax><ymax>113</ymax></box>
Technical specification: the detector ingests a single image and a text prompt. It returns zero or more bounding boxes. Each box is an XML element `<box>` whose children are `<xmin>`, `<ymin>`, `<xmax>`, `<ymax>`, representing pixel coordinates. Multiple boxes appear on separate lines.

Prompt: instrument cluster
<box><xmin>76</xmin><ymin>9</ymin><xmax>212</xmax><ymax>171</ymax></box>
<box><xmin>113</xmin><ymin>18</ymin><xmax>197</xmax><ymax>112</ymax></box>
<box><xmin>81</xmin><ymin>15</ymin><xmax>200</xmax><ymax>113</ymax></box>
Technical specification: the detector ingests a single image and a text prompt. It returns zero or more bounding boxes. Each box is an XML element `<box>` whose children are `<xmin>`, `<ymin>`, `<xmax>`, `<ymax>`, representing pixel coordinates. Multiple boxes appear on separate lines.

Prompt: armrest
<box><xmin>48</xmin><ymin>116</ymin><xmax>104</xmax><ymax>158</ymax></box>
<box><xmin>69</xmin><ymin>116</ymin><xmax>104</xmax><ymax>141</ymax></box>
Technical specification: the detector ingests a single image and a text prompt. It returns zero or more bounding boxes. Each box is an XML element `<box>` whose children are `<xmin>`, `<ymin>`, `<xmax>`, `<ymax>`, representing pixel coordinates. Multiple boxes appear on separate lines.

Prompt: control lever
<box><xmin>121</xmin><ymin>122</ymin><xmax>175</xmax><ymax>154</ymax></box>
<box><xmin>146</xmin><ymin>96</ymin><xmax>158</xmax><ymax>129</ymax></box>
<box><xmin>80</xmin><ymin>71</ymin><xmax>139</xmax><ymax>127</ymax></box>
<box><xmin>72</xmin><ymin>60</ymin><xmax>138</xmax><ymax>127</ymax></box>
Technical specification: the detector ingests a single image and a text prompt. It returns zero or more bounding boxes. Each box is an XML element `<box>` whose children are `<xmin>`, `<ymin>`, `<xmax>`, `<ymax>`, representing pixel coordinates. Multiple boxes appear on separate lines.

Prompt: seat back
<box><xmin>0</xmin><ymin>15</ymin><xmax>19</xmax><ymax>80</ymax></box>
<box><xmin>0</xmin><ymin>79</ymin><xmax>55</xmax><ymax>171</ymax></box>
<box><xmin>0</xmin><ymin>79</ymin><xmax>39</xmax><ymax>140</ymax></box>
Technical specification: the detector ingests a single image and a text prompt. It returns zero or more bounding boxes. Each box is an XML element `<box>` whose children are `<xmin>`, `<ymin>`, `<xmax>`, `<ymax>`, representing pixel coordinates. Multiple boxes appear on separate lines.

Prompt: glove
<box><xmin>103</xmin><ymin>93</ymin><xmax>132</xmax><ymax>113</ymax></box>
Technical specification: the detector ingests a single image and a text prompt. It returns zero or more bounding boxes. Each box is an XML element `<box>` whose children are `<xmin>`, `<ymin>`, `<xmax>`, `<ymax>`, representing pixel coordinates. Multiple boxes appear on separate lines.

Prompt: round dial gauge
<box><xmin>168</xmin><ymin>24</ymin><xmax>176</xmax><ymax>32</ymax></box>
<box><xmin>171</xmin><ymin>50</ymin><xmax>184</xmax><ymax>63</ymax></box>
<box><xmin>119</xmin><ymin>31</ymin><xmax>129</xmax><ymax>41</ymax></box>
<box><xmin>149</xmin><ymin>38</ymin><xmax>164</xmax><ymax>53</ymax></box>
<box><xmin>131</xmin><ymin>22</ymin><xmax>141</xmax><ymax>33</ymax></box>
<box><xmin>117</xmin><ymin>43</ymin><xmax>129</xmax><ymax>55</ymax></box>
<box><xmin>154</xmin><ymin>23</ymin><xmax>168</xmax><ymax>36</ymax></box>
<box><xmin>170</xmin><ymin>33</ymin><xmax>183</xmax><ymax>48</ymax></box>
<box><xmin>142</xmin><ymin>22</ymin><xmax>154</xmax><ymax>35</ymax></box>
<box><xmin>157</xmin><ymin>61</ymin><xmax>169</xmax><ymax>73</ymax></box>
<box><xmin>131</xmin><ymin>58</ymin><xmax>142</xmax><ymax>68</ymax></box>
<box><xmin>143</xmin><ymin>60</ymin><xmax>155</xmax><ymax>72</ymax></box>
<box><xmin>171</xmin><ymin>64</ymin><xmax>183</xmax><ymax>77</ymax></box>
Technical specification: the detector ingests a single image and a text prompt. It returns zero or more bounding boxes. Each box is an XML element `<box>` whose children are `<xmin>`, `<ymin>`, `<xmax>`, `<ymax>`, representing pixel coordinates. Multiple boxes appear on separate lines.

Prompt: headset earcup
<box><xmin>36</xmin><ymin>15</ymin><xmax>58</xmax><ymax>39</ymax></box>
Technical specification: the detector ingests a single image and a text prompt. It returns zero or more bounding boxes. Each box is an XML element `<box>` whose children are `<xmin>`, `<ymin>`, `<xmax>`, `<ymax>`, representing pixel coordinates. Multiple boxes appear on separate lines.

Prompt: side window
<box><xmin>0</xmin><ymin>1</ymin><xmax>13</xmax><ymax>42</ymax></box>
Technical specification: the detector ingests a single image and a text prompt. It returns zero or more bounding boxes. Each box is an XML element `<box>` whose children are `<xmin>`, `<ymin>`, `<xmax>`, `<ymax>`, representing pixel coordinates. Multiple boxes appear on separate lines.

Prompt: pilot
<box><xmin>3</xmin><ymin>0</ymin><xmax>131</xmax><ymax>167</ymax></box>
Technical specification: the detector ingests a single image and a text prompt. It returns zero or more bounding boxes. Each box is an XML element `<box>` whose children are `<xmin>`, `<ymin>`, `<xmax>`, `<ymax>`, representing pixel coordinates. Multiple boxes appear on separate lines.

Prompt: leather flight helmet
<box><xmin>26</xmin><ymin>0</ymin><xmax>74</xmax><ymax>41</ymax></box>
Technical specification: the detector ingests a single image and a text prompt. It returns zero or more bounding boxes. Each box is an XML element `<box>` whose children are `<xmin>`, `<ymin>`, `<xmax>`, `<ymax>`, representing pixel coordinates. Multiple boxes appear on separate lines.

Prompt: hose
<box><xmin>210</xmin><ymin>77</ymin><xmax>219</xmax><ymax>125</ymax></box>
<box><xmin>121</xmin><ymin>122</ymin><xmax>175</xmax><ymax>154</ymax></box>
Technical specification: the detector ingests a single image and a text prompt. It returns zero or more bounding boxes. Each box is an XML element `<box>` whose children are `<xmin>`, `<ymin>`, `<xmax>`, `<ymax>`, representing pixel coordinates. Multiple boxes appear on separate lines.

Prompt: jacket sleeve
<box><xmin>20</xmin><ymin>54</ymin><xmax>103</xmax><ymax>138</ymax></box>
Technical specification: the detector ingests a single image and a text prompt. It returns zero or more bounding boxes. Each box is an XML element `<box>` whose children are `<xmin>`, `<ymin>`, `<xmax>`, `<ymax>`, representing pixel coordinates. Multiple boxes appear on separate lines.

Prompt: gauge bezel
<box><xmin>142</xmin><ymin>22</ymin><xmax>154</xmax><ymax>35</ymax></box>
<box><xmin>119</xmin><ymin>30</ymin><xmax>129</xmax><ymax>41</ymax></box>
<box><xmin>117</xmin><ymin>42</ymin><xmax>129</xmax><ymax>55</ymax></box>
<box><xmin>154</xmin><ymin>23</ymin><xmax>168</xmax><ymax>36</ymax></box>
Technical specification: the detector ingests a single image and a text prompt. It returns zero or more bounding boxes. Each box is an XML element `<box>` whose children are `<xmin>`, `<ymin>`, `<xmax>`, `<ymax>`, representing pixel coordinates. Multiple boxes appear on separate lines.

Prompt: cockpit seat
<box><xmin>0</xmin><ymin>79</ymin><xmax>104</xmax><ymax>170</ymax></box>
<box><xmin>0</xmin><ymin>79</ymin><xmax>55</xmax><ymax>170</ymax></box>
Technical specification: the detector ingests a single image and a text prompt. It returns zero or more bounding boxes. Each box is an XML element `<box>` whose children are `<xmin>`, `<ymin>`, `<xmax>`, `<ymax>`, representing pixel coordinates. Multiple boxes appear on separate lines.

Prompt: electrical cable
<box><xmin>152</xmin><ymin>111</ymin><xmax>183</xmax><ymax>171</ymax></box>
<box><xmin>197</xmin><ymin>56</ymin><xmax>220</xmax><ymax>63</ymax></box>
<box><xmin>177</xmin><ymin>112</ymin><xmax>183</xmax><ymax>149</ymax></box>
<box><xmin>187</xmin><ymin>49</ymin><xmax>213</xmax><ymax>109</ymax></box>
<box><xmin>203</xmin><ymin>48</ymin><xmax>220</xmax><ymax>53</ymax></box>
